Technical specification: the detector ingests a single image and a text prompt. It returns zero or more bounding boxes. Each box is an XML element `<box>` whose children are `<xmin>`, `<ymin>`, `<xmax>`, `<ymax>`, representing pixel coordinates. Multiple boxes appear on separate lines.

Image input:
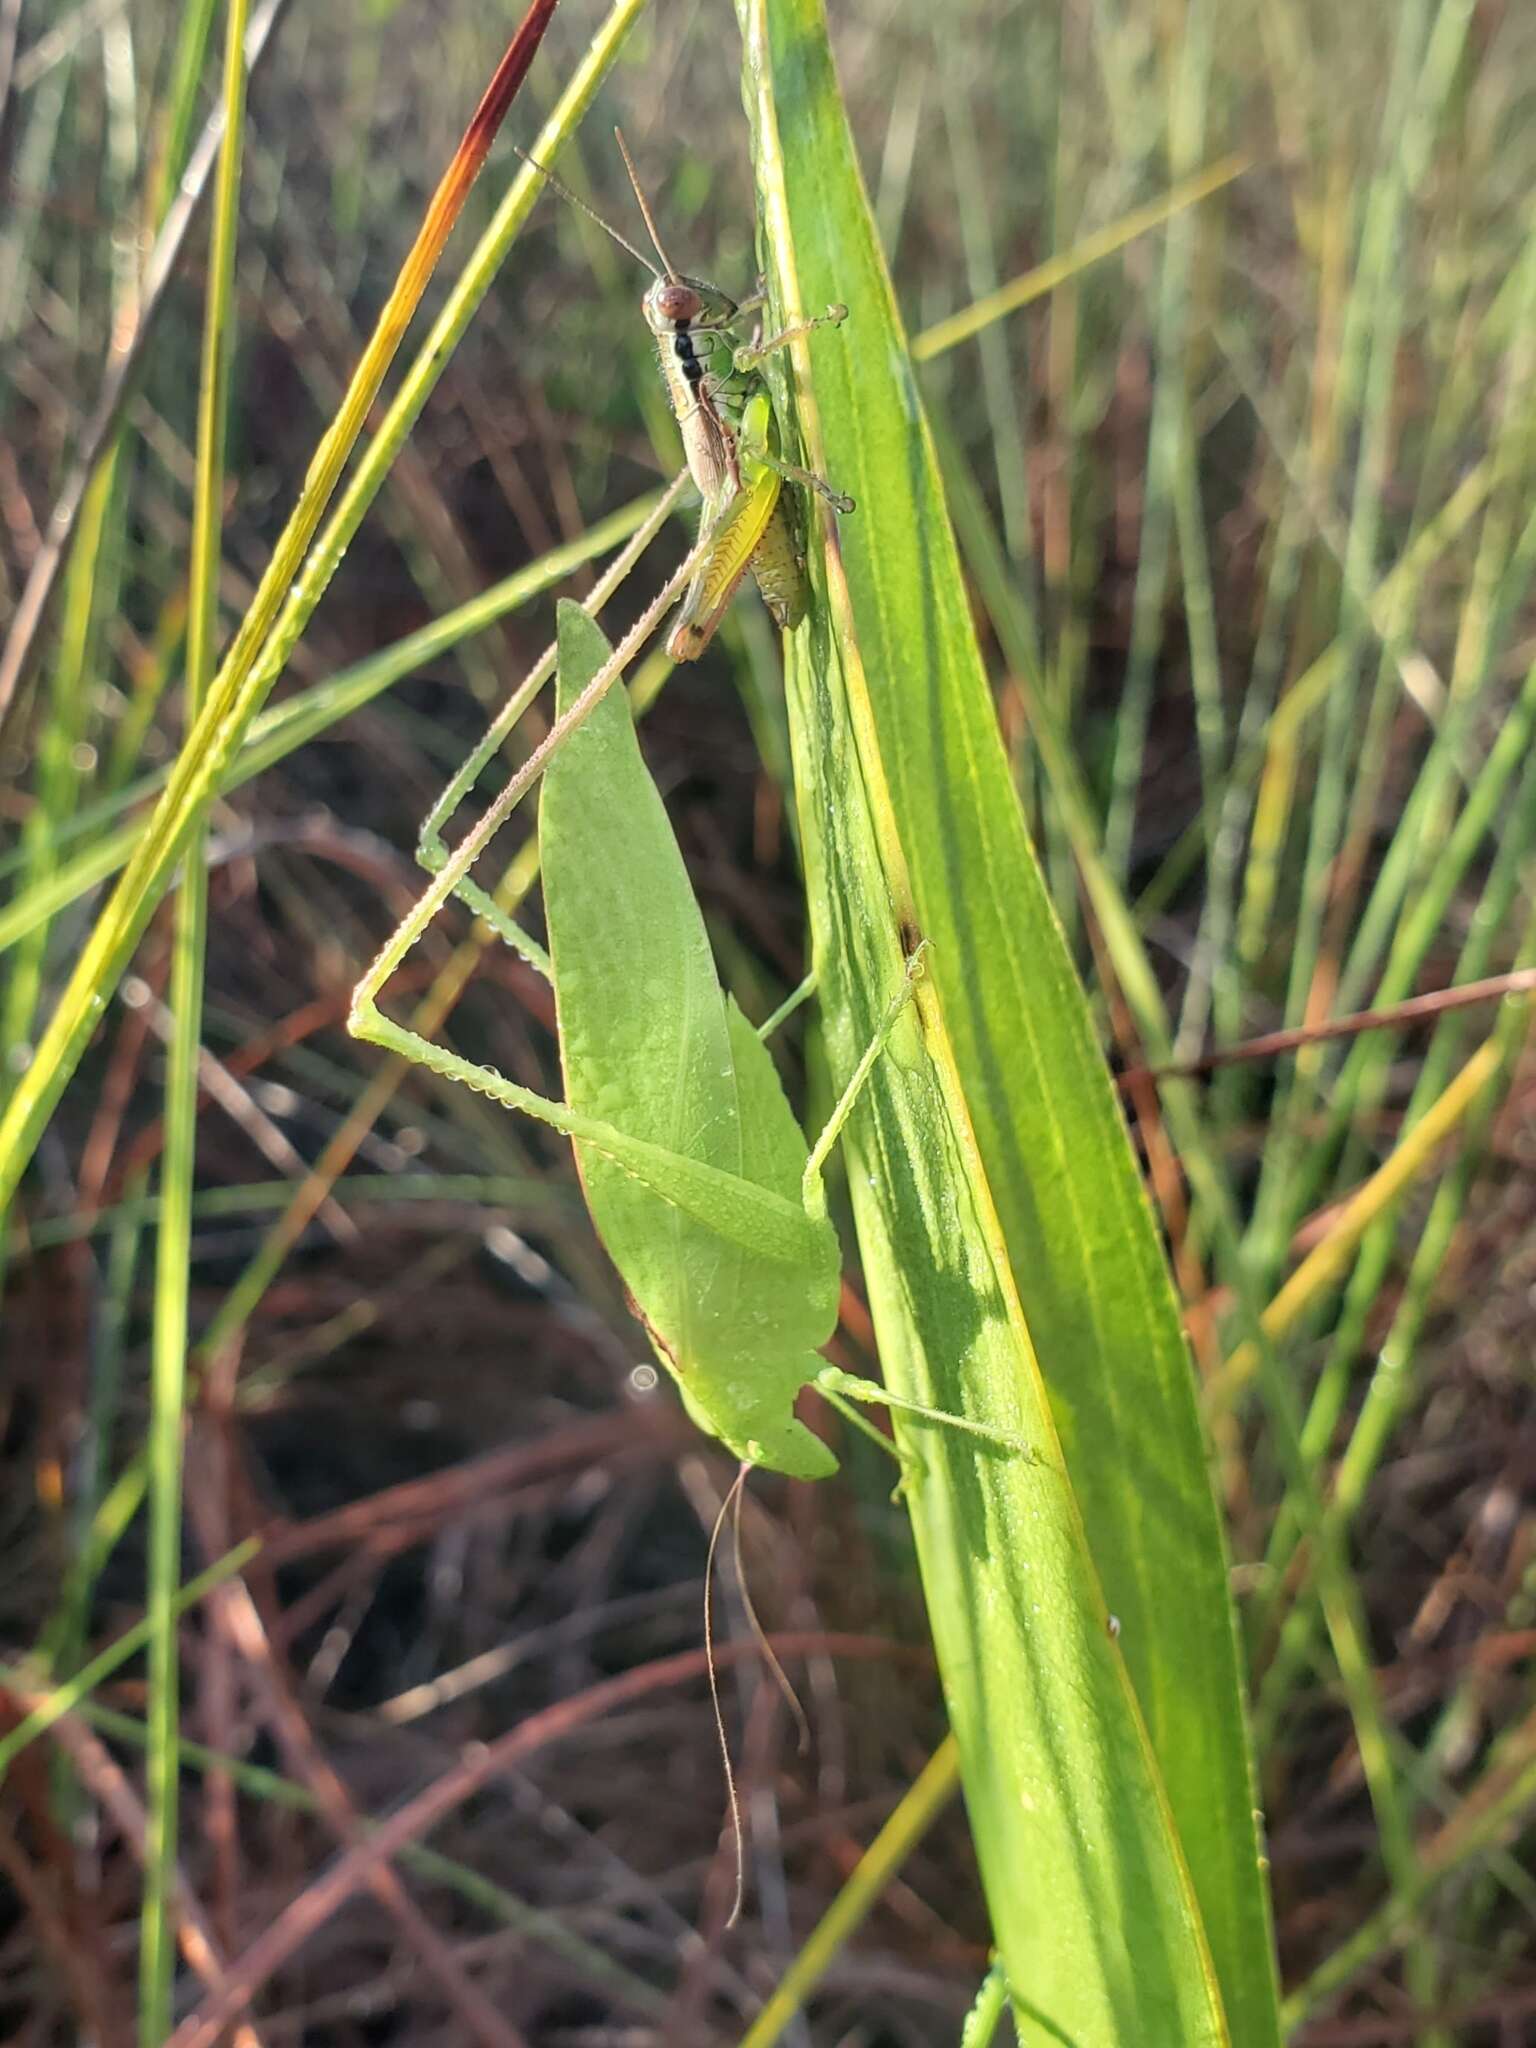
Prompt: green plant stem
<box><xmin>140</xmin><ymin>0</ymin><xmax>249</xmax><ymax>2034</ymax></box>
<box><xmin>737</xmin><ymin>1737</ymin><xmax>961</xmax><ymax>2048</ymax></box>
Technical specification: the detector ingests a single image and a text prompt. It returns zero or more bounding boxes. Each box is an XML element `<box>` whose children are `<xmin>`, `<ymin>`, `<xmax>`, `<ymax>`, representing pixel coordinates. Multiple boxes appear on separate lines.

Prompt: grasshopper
<box><xmin>524</xmin><ymin>131</ymin><xmax>855</xmax><ymax>661</ymax></box>
<box><xmin>401</xmin><ymin>133</ymin><xmax>858</xmax><ymax>966</ymax></box>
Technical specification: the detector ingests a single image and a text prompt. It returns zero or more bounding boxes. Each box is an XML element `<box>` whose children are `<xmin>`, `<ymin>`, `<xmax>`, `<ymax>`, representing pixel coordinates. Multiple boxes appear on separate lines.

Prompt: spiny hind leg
<box><xmin>960</xmin><ymin>1958</ymin><xmax>1013</xmax><ymax>2048</ymax></box>
<box><xmin>416</xmin><ymin>694</ymin><xmax>554</xmax><ymax>978</ymax></box>
<box><xmin>413</xmin><ymin>473</ymin><xmax>689</xmax><ymax>969</ymax></box>
<box><xmin>813</xmin><ymin>1366</ymin><xmax>1033</xmax><ymax>1499</ymax></box>
<box><xmin>799</xmin><ymin>941</ymin><xmax>1032</xmax><ymax>1474</ymax></box>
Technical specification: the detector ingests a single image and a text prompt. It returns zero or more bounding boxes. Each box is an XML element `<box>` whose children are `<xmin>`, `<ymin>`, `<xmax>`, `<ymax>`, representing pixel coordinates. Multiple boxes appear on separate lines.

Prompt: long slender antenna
<box><xmin>514</xmin><ymin>143</ymin><xmax>660</xmax><ymax>279</ymax></box>
<box><xmin>731</xmin><ymin>1477</ymin><xmax>811</xmax><ymax>1757</ymax></box>
<box><xmin>704</xmin><ymin>1462</ymin><xmax>752</xmax><ymax>1927</ymax></box>
<box><xmin>613</xmin><ymin>125</ymin><xmax>680</xmax><ymax>282</ymax></box>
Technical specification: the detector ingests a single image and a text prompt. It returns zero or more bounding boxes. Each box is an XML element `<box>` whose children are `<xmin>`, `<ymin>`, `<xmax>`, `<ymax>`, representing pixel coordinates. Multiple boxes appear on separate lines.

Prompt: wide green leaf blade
<box><xmin>738</xmin><ymin>1</ymin><xmax>1279</xmax><ymax>2039</ymax></box>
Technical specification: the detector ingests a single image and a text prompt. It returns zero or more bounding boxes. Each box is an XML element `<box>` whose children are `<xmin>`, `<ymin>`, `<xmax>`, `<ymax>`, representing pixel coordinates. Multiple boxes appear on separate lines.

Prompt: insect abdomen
<box><xmin>748</xmin><ymin>497</ymin><xmax>808</xmax><ymax>631</ymax></box>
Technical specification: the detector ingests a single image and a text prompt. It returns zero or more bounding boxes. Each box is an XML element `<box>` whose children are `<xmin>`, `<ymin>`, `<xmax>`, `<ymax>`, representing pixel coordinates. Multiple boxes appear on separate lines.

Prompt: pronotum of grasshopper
<box><xmin>523</xmin><ymin>129</ymin><xmax>855</xmax><ymax>661</ymax></box>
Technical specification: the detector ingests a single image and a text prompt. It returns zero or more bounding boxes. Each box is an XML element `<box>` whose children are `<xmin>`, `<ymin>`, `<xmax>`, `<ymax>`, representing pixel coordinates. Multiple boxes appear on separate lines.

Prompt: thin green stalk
<box><xmin>1337</xmin><ymin>1019</ymin><xmax>1535</xmax><ymax>1544</ymax></box>
<box><xmin>1281</xmin><ymin>1745</ymin><xmax>1536</xmax><ymax>2029</ymax></box>
<box><xmin>140</xmin><ymin>752</ymin><xmax>209</xmax><ymax>2045</ymax></box>
<box><xmin>1324</xmin><ymin>268</ymin><xmax>1536</xmax><ymax>1040</ymax></box>
<box><xmin>0</xmin><ymin>1542</ymin><xmax>259</xmax><ymax>1779</ymax></box>
<box><xmin>939</xmin><ymin>53</ymin><xmax>1032</xmax><ymax>581</ymax></box>
<box><xmin>1169</xmin><ymin>383</ymin><xmax>1231</xmax><ymax>1063</ymax></box>
<box><xmin>44</xmin><ymin>1189</ymin><xmax>142</xmax><ymax>1831</ymax></box>
<box><xmin>0</xmin><ymin>7</ymin><xmax>143</xmax><ymax>1080</ymax></box>
<box><xmin>1</xmin><ymin>456</ymin><xmax>117</xmax><ymax>1090</ymax></box>
<box><xmin>149</xmin><ymin>0</ymin><xmax>220</xmax><ymax>224</ymax></box>
<box><xmin>909</xmin><ymin>154</ymin><xmax>1250</xmax><ymax>365</ymax></box>
<box><xmin>1204</xmin><ymin>486</ymin><xmax>1309</xmax><ymax>1140</ymax></box>
<box><xmin>1249</xmin><ymin>0</ymin><xmax>1472</xmax><ymax>1284</ymax></box>
<box><xmin>1259</xmin><ymin>635</ymin><xmax>1536</xmax><ymax>1250</ymax></box>
<box><xmin>1325</xmin><ymin>241</ymin><xmax>1536</xmax><ymax>1073</ymax></box>
<box><xmin>1103</xmin><ymin>0</ymin><xmax>1214</xmax><ymax>883</ymax></box>
<box><xmin>738</xmin><ymin>1737</ymin><xmax>961</xmax><ymax>2048</ymax></box>
<box><xmin>140</xmin><ymin>0</ymin><xmax>249</xmax><ymax>2034</ymax></box>
<box><xmin>0</xmin><ymin>50</ymin><xmax>64</xmax><ymax>344</ymax></box>
<box><xmin>43</xmin><ymin>1198</ymin><xmax>141</xmax><ymax>1671</ymax></box>
<box><xmin>1251</xmin><ymin>885</ymin><xmax>1536</xmax><ymax>1744</ymax></box>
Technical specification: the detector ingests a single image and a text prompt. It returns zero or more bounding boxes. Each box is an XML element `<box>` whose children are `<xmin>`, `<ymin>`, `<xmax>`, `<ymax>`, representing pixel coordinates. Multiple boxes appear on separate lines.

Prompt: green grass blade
<box><xmin>738</xmin><ymin>1736</ymin><xmax>962</xmax><ymax>2047</ymax></box>
<box><xmin>740</xmin><ymin>1</ymin><xmax>1278</xmax><ymax>2037</ymax></box>
<box><xmin>0</xmin><ymin>1542</ymin><xmax>260</xmax><ymax>1780</ymax></box>
<box><xmin>139</xmin><ymin>0</ymin><xmax>251</xmax><ymax>2034</ymax></box>
<box><xmin>149</xmin><ymin>0</ymin><xmax>220</xmax><ymax>223</ymax></box>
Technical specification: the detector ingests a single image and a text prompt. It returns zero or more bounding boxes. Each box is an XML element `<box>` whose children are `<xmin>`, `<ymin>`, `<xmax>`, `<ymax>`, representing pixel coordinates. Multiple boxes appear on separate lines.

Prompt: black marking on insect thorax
<box><xmin>673</xmin><ymin>318</ymin><xmax>704</xmax><ymax>390</ymax></box>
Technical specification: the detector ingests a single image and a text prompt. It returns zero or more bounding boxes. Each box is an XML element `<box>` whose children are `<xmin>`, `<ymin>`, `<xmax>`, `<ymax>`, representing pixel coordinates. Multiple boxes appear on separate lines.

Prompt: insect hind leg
<box><xmin>801</xmin><ymin>940</ymin><xmax>930</xmax><ymax>1215</ymax></box>
<box><xmin>753</xmin><ymin>444</ymin><xmax>854</xmax><ymax>515</ymax></box>
<box><xmin>412</xmin><ymin>473</ymin><xmax>690</xmax><ymax>971</ymax></box>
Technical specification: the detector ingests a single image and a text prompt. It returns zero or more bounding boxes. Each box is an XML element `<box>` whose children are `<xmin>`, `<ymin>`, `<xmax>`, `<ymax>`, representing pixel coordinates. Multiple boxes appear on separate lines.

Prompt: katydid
<box><xmin>522</xmin><ymin>130</ymin><xmax>855</xmax><ymax>661</ymax></box>
<box><xmin>350</xmin><ymin>604</ymin><xmax>1028</xmax><ymax>1478</ymax></box>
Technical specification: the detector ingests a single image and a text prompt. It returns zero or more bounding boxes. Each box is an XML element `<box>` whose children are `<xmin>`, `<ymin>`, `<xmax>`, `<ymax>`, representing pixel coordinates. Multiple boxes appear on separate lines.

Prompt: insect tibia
<box><xmin>752</xmin><ymin>441</ymin><xmax>855</xmax><ymax>516</ymax></box>
<box><xmin>801</xmin><ymin>943</ymin><xmax>931</xmax><ymax>1215</ymax></box>
<box><xmin>733</xmin><ymin>302</ymin><xmax>850</xmax><ymax>374</ymax></box>
<box><xmin>813</xmin><ymin>1367</ymin><xmax>1035</xmax><ymax>1462</ymax></box>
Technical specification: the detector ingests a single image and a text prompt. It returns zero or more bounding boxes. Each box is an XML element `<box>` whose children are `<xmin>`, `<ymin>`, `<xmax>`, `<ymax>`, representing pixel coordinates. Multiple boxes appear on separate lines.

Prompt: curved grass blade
<box><xmin>738</xmin><ymin>0</ymin><xmax>1279</xmax><ymax>2038</ymax></box>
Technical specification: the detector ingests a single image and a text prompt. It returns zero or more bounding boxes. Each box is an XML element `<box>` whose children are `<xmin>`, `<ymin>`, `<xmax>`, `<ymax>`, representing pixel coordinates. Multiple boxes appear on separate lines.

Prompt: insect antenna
<box><xmin>731</xmin><ymin>1473</ymin><xmax>811</xmax><ymax>1757</ymax></box>
<box><xmin>514</xmin><ymin>143</ymin><xmax>660</xmax><ymax>278</ymax></box>
<box><xmin>704</xmin><ymin>1462</ymin><xmax>752</xmax><ymax>1927</ymax></box>
<box><xmin>614</xmin><ymin>125</ymin><xmax>682</xmax><ymax>282</ymax></box>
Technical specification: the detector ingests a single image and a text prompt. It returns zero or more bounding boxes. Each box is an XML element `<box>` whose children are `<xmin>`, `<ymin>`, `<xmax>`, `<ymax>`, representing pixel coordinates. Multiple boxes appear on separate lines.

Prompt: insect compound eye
<box><xmin>654</xmin><ymin>282</ymin><xmax>703</xmax><ymax>323</ymax></box>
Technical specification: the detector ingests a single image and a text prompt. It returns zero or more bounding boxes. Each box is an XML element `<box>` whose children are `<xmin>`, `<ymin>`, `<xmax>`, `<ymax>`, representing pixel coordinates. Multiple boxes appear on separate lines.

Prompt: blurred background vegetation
<box><xmin>3</xmin><ymin>0</ymin><xmax>1535</xmax><ymax>2040</ymax></box>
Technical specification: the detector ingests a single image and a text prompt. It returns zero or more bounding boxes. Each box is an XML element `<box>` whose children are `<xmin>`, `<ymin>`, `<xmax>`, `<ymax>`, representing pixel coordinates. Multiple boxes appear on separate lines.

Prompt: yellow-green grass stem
<box><xmin>0</xmin><ymin>1541</ymin><xmax>259</xmax><ymax>1779</ymax></box>
<box><xmin>737</xmin><ymin>1737</ymin><xmax>962</xmax><ymax>2048</ymax></box>
<box><xmin>140</xmin><ymin>0</ymin><xmax>249</xmax><ymax>2034</ymax></box>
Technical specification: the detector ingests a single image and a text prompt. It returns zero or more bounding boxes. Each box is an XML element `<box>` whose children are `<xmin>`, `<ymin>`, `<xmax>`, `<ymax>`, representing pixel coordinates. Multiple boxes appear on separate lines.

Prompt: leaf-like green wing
<box><xmin>738</xmin><ymin>2</ymin><xmax>1280</xmax><ymax>2039</ymax></box>
<box><xmin>541</xmin><ymin>602</ymin><xmax>839</xmax><ymax>1478</ymax></box>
